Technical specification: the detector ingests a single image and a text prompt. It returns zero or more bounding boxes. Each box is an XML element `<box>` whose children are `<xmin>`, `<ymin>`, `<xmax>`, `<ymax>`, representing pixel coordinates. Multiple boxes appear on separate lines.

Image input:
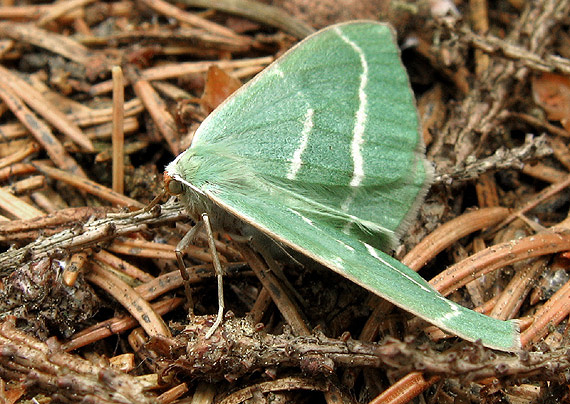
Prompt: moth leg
<box><xmin>201</xmin><ymin>213</ymin><xmax>225</xmax><ymax>339</ymax></box>
<box><xmin>175</xmin><ymin>220</ymin><xmax>204</xmax><ymax>316</ymax></box>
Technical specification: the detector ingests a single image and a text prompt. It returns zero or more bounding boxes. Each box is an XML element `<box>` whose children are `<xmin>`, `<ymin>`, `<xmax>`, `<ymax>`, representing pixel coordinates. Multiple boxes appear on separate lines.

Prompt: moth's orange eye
<box><xmin>164</xmin><ymin>173</ymin><xmax>183</xmax><ymax>195</ymax></box>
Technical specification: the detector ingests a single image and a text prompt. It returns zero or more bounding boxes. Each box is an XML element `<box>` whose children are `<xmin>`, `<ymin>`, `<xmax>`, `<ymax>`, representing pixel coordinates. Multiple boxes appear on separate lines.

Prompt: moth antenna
<box><xmin>145</xmin><ymin>189</ymin><xmax>167</xmax><ymax>212</ymax></box>
<box><xmin>105</xmin><ymin>189</ymin><xmax>168</xmax><ymax>219</ymax></box>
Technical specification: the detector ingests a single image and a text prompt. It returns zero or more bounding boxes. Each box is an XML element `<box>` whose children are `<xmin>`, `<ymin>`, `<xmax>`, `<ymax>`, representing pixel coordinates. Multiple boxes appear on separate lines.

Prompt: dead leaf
<box><xmin>201</xmin><ymin>66</ymin><xmax>242</xmax><ymax>114</ymax></box>
<box><xmin>532</xmin><ymin>72</ymin><xmax>570</xmax><ymax>132</ymax></box>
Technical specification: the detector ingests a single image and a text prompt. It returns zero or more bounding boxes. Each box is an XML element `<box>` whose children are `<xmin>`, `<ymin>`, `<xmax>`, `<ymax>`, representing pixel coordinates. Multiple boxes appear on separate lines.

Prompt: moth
<box><xmin>165</xmin><ymin>21</ymin><xmax>520</xmax><ymax>351</ymax></box>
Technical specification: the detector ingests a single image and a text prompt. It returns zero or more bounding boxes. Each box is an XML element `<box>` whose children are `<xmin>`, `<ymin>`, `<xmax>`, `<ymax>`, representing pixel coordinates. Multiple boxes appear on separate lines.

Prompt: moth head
<box><xmin>163</xmin><ymin>172</ymin><xmax>184</xmax><ymax>195</ymax></box>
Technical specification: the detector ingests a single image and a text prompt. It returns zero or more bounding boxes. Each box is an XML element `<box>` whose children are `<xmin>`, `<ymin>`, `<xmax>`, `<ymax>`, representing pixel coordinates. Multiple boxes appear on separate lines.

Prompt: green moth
<box><xmin>166</xmin><ymin>21</ymin><xmax>520</xmax><ymax>351</ymax></box>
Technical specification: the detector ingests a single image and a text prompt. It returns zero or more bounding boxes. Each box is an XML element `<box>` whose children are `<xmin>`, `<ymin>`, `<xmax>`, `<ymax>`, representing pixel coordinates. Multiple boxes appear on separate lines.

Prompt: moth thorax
<box><xmin>180</xmin><ymin>185</ymin><xmax>248</xmax><ymax>234</ymax></box>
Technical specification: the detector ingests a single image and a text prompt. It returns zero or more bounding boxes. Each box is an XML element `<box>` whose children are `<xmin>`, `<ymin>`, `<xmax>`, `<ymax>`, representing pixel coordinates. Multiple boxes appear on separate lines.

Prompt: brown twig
<box><xmin>36</xmin><ymin>0</ymin><xmax>95</xmax><ymax>27</ymax></box>
<box><xmin>0</xmin><ymin>187</ymin><xmax>44</xmax><ymax>220</ymax></box>
<box><xmin>33</xmin><ymin>162</ymin><xmax>143</xmax><ymax>208</ymax></box>
<box><xmin>177</xmin><ymin>0</ymin><xmax>315</xmax><ymax>38</ymax></box>
<box><xmin>86</xmin><ymin>261</ymin><xmax>171</xmax><ymax>338</ymax></box>
<box><xmin>129</xmin><ymin>75</ymin><xmax>181</xmax><ymax>156</ymax></box>
<box><xmin>0</xmin><ymin>142</ymin><xmax>39</xmax><ymax>170</ymax></box>
<box><xmin>0</xmin><ymin>205</ymin><xmax>111</xmax><ymax>242</ymax></box>
<box><xmin>2</xmin><ymin>175</ymin><xmax>45</xmax><ymax>196</ymax></box>
<box><xmin>0</xmin><ymin>82</ymin><xmax>87</xmax><ymax>177</ymax></box>
<box><xmin>147</xmin><ymin>315</ymin><xmax>570</xmax><ymax>383</ymax></box>
<box><xmin>112</xmin><ymin>66</ymin><xmax>125</xmax><ymax>194</ymax></box>
<box><xmin>402</xmin><ymin>207</ymin><xmax>510</xmax><ymax>271</ymax></box>
<box><xmin>0</xmin><ymin>317</ymin><xmax>157</xmax><ymax>404</ymax></box>
<box><xmin>521</xmin><ymin>278</ymin><xmax>570</xmax><ymax>347</ymax></box>
<box><xmin>430</xmin><ymin>230</ymin><xmax>570</xmax><ymax>296</ymax></box>
<box><xmin>0</xmin><ymin>163</ymin><xmax>36</xmax><ymax>182</ymax></box>
<box><xmin>138</xmin><ymin>0</ymin><xmax>248</xmax><ymax>41</ymax></box>
<box><xmin>0</xmin><ymin>199</ymin><xmax>186</xmax><ymax>272</ymax></box>
<box><xmin>157</xmin><ymin>382</ymin><xmax>188</xmax><ymax>404</ymax></box>
<box><xmin>237</xmin><ymin>244</ymin><xmax>310</xmax><ymax>336</ymax></box>
<box><xmin>219</xmin><ymin>377</ymin><xmax>334</xmax><ymax>404</ymax></box>
<box><xmin>107</xmin><ymin>236</ymin><xmax>217</xmax><ymax>262</ymax></box>
<box><xmin>489</xmin><ymin>259</ymin><xmax>547</xmax><ymax>320</ymax></box>
<box><xmin>466</xmin><ymin>28</ymin><xmax>570</xmax><ymax>75</ymax></box>
<box><xmin>62</xmin><ymin>251</ymin><xmax>90</xmax><ymax>287</ymax></box>
<box><xmin>489</xmin><ymin>173</ymin><xmax>570</xmax><ymax>233</ymax></box>
<box><xmin>94</xmin><ymin>249</ymin><xmax>155</xmax><ymax>283</ymax></box>
<box><xmin>62</xmin><ymin>297</ymin><xmax>183</xmax><ymax>351</ymax></box>
<box><xmin>0</xmin><ymin>22</ymin><xmax>112</xmax><ymax>80</ymax></box>
<box><xmin>369</xmin><ymin>372</ymin><xmax>439</xmax><ymax>404</ymax></box>
<box><xmin>435</xmin><ymin>134</ymin><xmax>552</xmax><ymax>184</ymax></box>
<box><xmin>90</xmin><ymin>57</ymin><xmax>273</xmax><ymax>95</ymax></box>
